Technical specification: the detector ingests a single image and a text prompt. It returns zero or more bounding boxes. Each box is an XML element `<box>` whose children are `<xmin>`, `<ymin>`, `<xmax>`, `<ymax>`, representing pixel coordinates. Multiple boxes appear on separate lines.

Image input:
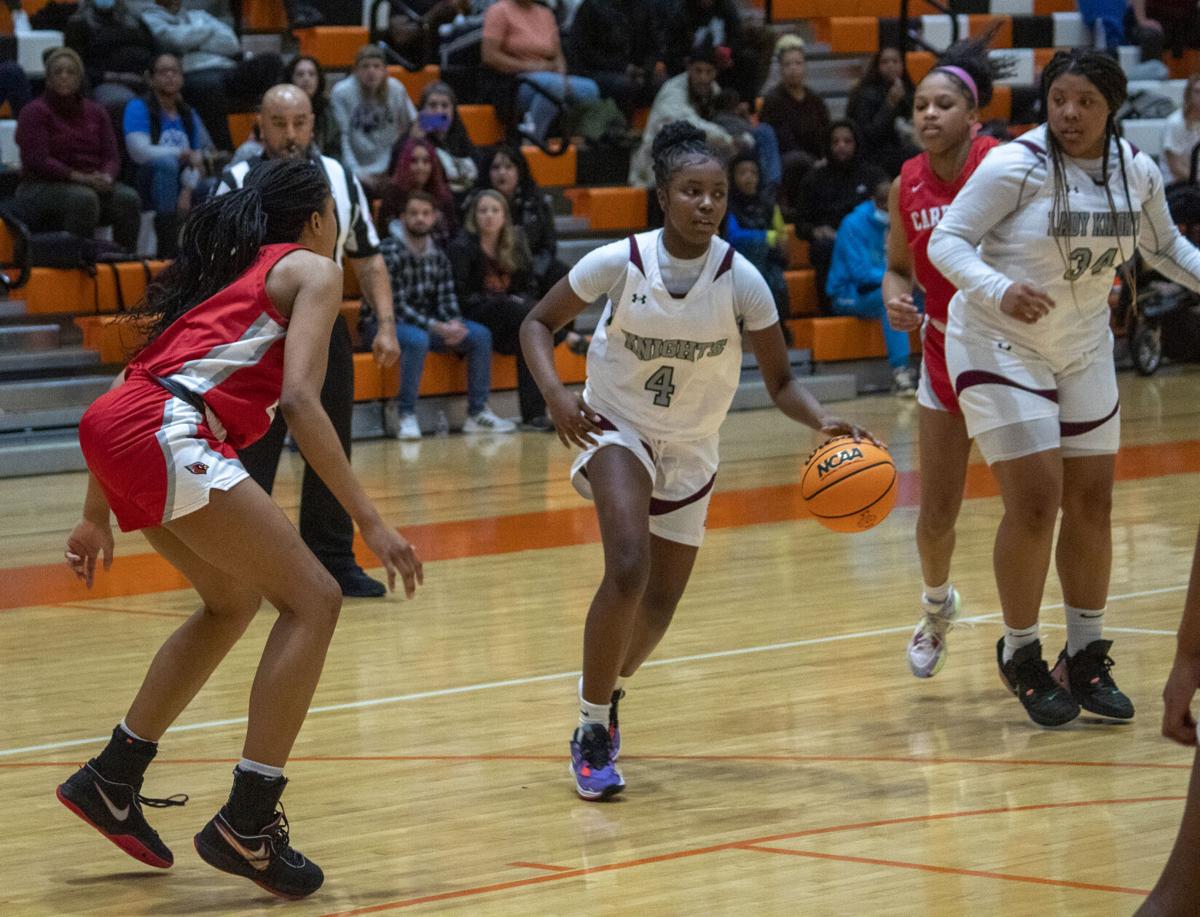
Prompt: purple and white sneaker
<box><xmin>569</xmin><ymin>723</ymin><xmax>624</xmax><ymax>801</ymax></box>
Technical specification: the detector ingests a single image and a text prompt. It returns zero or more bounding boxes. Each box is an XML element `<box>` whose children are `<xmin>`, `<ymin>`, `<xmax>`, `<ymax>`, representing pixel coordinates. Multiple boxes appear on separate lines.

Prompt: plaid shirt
<box><xmin>379</xmin><ymin>232</ymin><xmax>462</xmax><ymax>329</ymax></box>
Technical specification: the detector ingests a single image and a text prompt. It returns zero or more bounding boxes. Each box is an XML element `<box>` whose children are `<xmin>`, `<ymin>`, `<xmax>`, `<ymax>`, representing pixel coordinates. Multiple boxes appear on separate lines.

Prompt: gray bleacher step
<box><xmin>0</xmin><ymin>375</ymin><xmax>113</xmax><ymax>412</ymax></box>
<box><xmin>0</xmin><ymin>347</ymin><xmax>101</xmax><ymax>374</ymax></box>
<box><xmin>0</xmin><ymin>299</ymin><xmax>28</xmax><ymax>319</ymax></box>
<box><xmin>554</xmin><ymin>215</ymin><xmax>591</xmax><ymax>235</ymax></box>
<box><xmin>733</xmin><ymin>372</ymin><xmax>857</xmax><ymax>410</ymax></box>
<box><xmin>558</xmin><ymin>236</ymin><xmax>620</xmax><ymax>268</ymax></box>
<box><xmin>0</xmin><ymin>430</ymin><xmax>85</xmax><ymax>477</ymax></box>
<box><xmin>0</xmin><ymin>404</ymin><xmax>87</xmax><ymax>433</ymax></box>
<box><xmin>0</xmin><ymin>323</ymin><xmax>60</xmax><ymax>353</ymax></box>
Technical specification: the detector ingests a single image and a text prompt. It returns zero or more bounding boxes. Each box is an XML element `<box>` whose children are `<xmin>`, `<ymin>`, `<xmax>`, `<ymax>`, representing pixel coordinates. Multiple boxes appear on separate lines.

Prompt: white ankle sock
<box><xmin>1065</xmin><ymin>605</ymin><xmax>1104</xmax><ymax>657</ymax></box>
<box><xmin>1002</xmin><ymin>624</ymin><xmax>1040</xmax><ymax>664</ymax></box>
<box><xmin>118</xmin><ymin>718</ymin><xmax>153</xmax><ymax>744</ymax></box>
<box><xmin>577</xmin><ymin>679</ymin><xmax>611</xmax><ymax>727</ymax></box>
<box><xmin>923</xmin><ymin>580</ymin><xmax>951</xmax><ymax>605</ymax></box>
<box><xmin>236</xmin><ymin>758</ymin><xmax>284</xmax><ymax>779</ymax></box>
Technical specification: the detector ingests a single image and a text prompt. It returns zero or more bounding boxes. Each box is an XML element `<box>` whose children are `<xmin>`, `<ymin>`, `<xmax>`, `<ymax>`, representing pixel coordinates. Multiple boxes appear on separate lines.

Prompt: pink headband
<box><xmin>933</xmin><ymin>65</ymin><xmax>979</xmax><ymax>106</ymax></box>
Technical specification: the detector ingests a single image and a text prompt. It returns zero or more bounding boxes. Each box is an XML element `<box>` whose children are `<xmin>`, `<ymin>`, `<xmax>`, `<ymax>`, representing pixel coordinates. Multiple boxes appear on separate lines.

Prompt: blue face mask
<box><xmin>93</xmin><ymin>0</ymin><xmax>116</xmax><ymax>10</ymax></box>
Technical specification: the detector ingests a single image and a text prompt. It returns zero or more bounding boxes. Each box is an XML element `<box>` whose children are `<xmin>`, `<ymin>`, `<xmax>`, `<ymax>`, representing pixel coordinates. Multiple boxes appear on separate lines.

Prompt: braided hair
<box><xmin>134</xmin><ymin>158</ymin><xmax>330</xmax><ymax>343</ymax></box>
<box><xmin>651</xmin><ymin>120</ymin><xmax>726</xmax><ymax>192</ymax></box>
<box><xmin>1040</xmin><ymin>49</ymin><xmax>1134</xmax><ymax>292</ymax></box>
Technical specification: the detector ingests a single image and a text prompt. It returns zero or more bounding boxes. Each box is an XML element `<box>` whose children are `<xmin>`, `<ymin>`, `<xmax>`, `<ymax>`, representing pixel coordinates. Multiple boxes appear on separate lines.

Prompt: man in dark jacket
<box><xmin>566</xmin><ymin>0</ymin><xmax>665</xmax><ymax>114</ymax></box>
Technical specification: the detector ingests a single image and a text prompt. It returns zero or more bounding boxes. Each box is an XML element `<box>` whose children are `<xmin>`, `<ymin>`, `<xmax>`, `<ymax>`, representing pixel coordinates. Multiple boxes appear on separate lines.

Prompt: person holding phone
<box><xmin>413</xmin><ymin>82</ymin><xmax>478</xmax><ymax>200</ymax></box>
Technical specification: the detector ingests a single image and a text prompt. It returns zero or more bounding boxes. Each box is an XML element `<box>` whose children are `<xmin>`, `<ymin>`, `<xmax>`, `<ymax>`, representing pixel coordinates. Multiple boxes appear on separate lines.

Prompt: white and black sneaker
<box><xmin>907</xmin><ymin>588</ymin><xmax>960</xmax><ymax>678</ymax></box>
<box><xmin>462</xmin><ymin>406</ymin><xmax>516</xmax><ymax>434</ymax></box>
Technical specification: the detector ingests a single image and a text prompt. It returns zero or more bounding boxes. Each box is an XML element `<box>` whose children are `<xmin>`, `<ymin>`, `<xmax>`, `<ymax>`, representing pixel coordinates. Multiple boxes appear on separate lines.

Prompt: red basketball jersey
<box><xmin>899</xmin><ymin>135</ymin><xmax>998</xmax><ymax>325</ymax></box>
<box><xmin>125</xmin><ymin>242</ymin><xmax>304</xmax><ymax>450</ymax></box>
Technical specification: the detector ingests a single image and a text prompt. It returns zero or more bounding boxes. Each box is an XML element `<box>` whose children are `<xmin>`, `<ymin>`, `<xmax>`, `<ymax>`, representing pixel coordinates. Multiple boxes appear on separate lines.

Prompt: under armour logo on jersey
<box><xmin>185</xmin><ymin>462</ymin><xmax>209</xmax><ymax>475</ymax></box>
<box><xmin>997</xmin><ymin>341</ymin><xmax>1013</xmax><ymax>352</ymax></box>
<box><xmin>631</xmin><ymin>293</ymin><xmax>647</xmax><ymax>304</ymax></box>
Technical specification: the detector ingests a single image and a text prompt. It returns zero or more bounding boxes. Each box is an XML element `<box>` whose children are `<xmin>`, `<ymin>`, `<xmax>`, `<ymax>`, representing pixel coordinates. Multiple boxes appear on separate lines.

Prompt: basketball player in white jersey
<box><xmin>929</xmin><ymin>49</ymin><xmax>1200</xmax><ymax>727</ymax></box>
<box><xmin>520</xmin><ymin>122</ymin><xmax>874</xmax><ymax>800</ymax></box>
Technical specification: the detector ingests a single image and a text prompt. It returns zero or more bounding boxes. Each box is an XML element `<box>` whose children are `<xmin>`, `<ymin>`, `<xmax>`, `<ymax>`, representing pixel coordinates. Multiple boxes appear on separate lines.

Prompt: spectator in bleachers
<box><xmin>123</xmin><ymin>52</ymin><xmax>215</xmax><ymax>257</ymax></box>
<box><xmin>141</xmin><ymin>0</ymin><xmax>283</xmax><ymax>151</ymax></box>
<box><xmin>1131</xmin><ymin>0</ymin><xmax>1200</xmax><ymax>55</ymax></box>
<box><xmin>629</xmin><ymin>40</ymin><xmax>732</xmax><ymax>186</ymax></box>
<box><xmin>330</xmin><ymin>45</ymin><xmax>417</xmax><ymax>198</ymax></box>
<box><xmin>66</xmin><ymin>0</ymin><xmax>156</xmax><ymax>125</ymax></box>
<box><xmin>380</xmin><ymin>0</ymin><xmax>470</xmax><ymax>69</ymax></box>
<box><xmin>1079</xmin><ymin>0</ymin><xmax>1127</xmax><ymax>51</ymax></box>
<box><xmin>284</xmin><ymin>55</ymin><xmax>340</xmax><ymax>157</ymax></box>
<box><xmin>378</xmin><ymin>136</ymin><xmax>457</xmax><ymax>247</ymax></box>
<box><xmin>1126</xmin><ymin>23</ymin><xmax>1171</xmax><ymax>80</ymax></box>
<box><xmin>449</xmin><ymin>189</ymin><xmax>554</xmax><ymax>431</ymax></box>
<box><xmin>480</xmin><ymin>0</ymin><xmax>600</xmax><ymax>144</ymax></box>
<box><xmin>566</xmin><ymin>0</ymin><xmax>665</xmax><ymax>116</ymax></box>
<box><xmin>475</xmin><ymin>145</ymin><xmax>566</xmax><ymax>296</ymax></box>
<box><xmin>847</xmin><ymin>46</ymin><xmax>917</xmax><ymax>178</ymax></box>
<box><xmin>790</xmin><ymin>119</ymin><xmax>886</xmax><ymax>312</ymax></box>
<box><xmin>15</xmin><ymin>47</ymin><xmax>141</xmax><ymax>253</ymax></box>
<box><xmin>413</xmin><ymin>82</ymin><xmax>478</xmax><ymax>202</ymax></box>
<box><xmin>725</xmin><ymin>149</ymin><xmax>790</xmax><ymax>335</ymax></box>
<box><xmin>380</xmin><ymin>191</ymin><xmax>515</xmax><ymax>439</ymax></box>
<box><xmin>662</xmin><ymin>0</ymin><xmax>754</xmax><ymax>101</ymax></box>
<box><xmin>759</xmin><ymin>38</ymin><xmax>831</xmax><ymax>205</ymax></box>
<box><xmin>710</xmin><ymin>88</ymin><xmax>782</xmax><ymax>197</ymax></box>
<box><xmin>826</xmin><ymin>178</ymin><xmax>914</xmax><ymax>394</ymax></box>
<box><xmin>1163</xmin><ymin>74</ymin><xmax>1200</xmax><ymax>183</ymax></box>
<box><xmin>0</xmin><ymin>61</ymin><xmax>31</xmax><ymax>116</ymax></box>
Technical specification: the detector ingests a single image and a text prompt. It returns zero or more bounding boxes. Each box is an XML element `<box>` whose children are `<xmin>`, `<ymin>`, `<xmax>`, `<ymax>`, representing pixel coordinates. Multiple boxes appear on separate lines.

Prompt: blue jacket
<box><xmin>825</xmin><ymin>198</ymin><xmax>887</xmax><ymax>304</ymax></box>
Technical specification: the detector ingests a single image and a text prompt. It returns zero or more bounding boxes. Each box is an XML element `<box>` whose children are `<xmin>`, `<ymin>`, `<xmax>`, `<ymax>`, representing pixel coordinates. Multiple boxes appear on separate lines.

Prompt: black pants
<box><xmin>237</xmin><ymin>318</ymin><xmax>358</xmax><ymax>574</ymax></box>
<box><xmin>464</xmin><ymin>294</ymin><xmax>559</xmax><ymax>422</ymax></box>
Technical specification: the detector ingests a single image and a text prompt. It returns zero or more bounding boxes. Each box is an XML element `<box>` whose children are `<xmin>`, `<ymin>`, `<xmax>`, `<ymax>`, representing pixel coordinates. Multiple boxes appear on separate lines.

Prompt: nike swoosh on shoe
<box><xmin>215</xmin><ymin>820</ymin><xmax>271</xmax><ymax>871</ymax></box>
<box><xmin>95</xmin><ymin>783</ymin><xmax>130</xmax><ymax>821</ymax></box>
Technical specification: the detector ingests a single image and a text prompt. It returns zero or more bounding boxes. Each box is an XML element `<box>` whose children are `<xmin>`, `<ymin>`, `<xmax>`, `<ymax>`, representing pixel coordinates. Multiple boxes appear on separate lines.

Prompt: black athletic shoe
<box><xmin>1050</xmin><ymin>640</ymin><xmax>1135</xmax><ymax>721</ymax></box>
<box><xmin>333</xmin><ymin>566</ymin><xmax>386</xmax><ymax>598</ymax></box>
<box><xmin>996</xmin><ymin>638</ymin><xmax>1080</xmax><ymax>728</ymax></box>
<box><xmin>609</xmin><ymin>688</ymin><xmax>624</xmax><ymax>761</ymax></box>
<box><xmin>56</xmin><ymin>761</ymin><xmax>187</xmax><ymax>868</ymax></box>
<box><xmin>194</xmin><ymin>806</ymin><xmax>324</xmax><ymax>899</ymax></box>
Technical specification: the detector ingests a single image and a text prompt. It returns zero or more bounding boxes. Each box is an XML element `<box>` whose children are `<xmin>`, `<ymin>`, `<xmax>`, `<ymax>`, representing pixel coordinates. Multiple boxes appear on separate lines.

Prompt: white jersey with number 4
<box><xmin>568</xmin><ymin>230</ymin><xmax>778</xmax><ymax>440</ymax></box>
<box><xmin>930</xmin><ymin>124</ymin><xmax>1200</xmax><ymax>368</ymax></box>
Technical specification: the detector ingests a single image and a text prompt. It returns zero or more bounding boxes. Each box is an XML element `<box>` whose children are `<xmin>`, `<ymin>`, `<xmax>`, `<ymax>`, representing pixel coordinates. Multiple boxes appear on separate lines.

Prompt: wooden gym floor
<box><xmin>3</xmin><ymin>368</ymin><xmax>1200</xmax><ymax>916</ymax></box>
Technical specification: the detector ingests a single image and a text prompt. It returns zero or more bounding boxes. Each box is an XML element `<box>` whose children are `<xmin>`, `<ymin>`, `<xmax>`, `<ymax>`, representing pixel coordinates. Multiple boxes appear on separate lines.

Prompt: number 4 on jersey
<box><xmin>644</xmin><ymin>365</ymin><xmax>675</xmax><ymax>406</ymax></box>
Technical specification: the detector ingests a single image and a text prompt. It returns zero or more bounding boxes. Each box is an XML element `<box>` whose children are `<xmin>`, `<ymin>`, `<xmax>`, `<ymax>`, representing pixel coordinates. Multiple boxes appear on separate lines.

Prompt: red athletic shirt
<box><xmin>898</xmin><ymin>135</ymin><xmax>999</xmax><ymax>325</ymax></box>
<box><xmin>124</xmin><ymin>242</ymin><xmax>304</xmax><ymax>451</ymax></box>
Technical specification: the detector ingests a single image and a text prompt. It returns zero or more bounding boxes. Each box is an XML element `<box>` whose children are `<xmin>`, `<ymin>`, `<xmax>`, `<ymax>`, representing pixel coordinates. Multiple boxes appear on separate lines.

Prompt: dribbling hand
<box><xmin>363</xmin><ymin>521</ymin><xmax>424</xmax><ymax>598</ymax></box>
<box><xmin>1000</xmin><ymin>282</ymin><xmax>1056</xmax><ymax>324</ymax></box>
<box><xmin>547</xmin><ymin>388</ymin><xmax>602</xmax><ymax>449</ymax></box>
<box><xmin>65</xmin><ymin>518</ymin><xmax>114</xmax><ymax>588</ymax></box>
<box><xmin>1162</xmin><ymin>654</ymin><xmax>1200</xmax><ymax>747</ymax></box>
<box><xmin>818</xmin><ymin>417</ymin><xmax>883</xmax><ymax>448</ymax></box>
<box><xmin>885</xmin><ymin>293</ymin><xmax>922</xmax><ymax>332</ymax></box>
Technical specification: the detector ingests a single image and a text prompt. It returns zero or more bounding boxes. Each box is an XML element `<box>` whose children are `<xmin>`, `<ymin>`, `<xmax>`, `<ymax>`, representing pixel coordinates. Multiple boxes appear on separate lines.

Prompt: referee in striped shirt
<box><xmin>217</xmin><ymin>84</ymin><xmax>400</xmax><ymax>598</ymax></box>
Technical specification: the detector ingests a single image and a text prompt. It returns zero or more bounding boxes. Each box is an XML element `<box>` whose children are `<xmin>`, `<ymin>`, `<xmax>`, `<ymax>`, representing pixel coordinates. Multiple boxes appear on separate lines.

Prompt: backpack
<box><xmin>1116</xmin><ymin>90</ymin><xmax>1177</xmax><ymax>122</ymax></box>
<box><xmin>0</xmin><ymin>202</ymin><xmax>134</xmax><ymax>292</ymax></box>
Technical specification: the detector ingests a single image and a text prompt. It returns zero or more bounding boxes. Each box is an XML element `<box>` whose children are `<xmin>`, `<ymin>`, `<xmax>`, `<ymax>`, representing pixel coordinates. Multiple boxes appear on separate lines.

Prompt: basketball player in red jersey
<box><xmin>882</xmin><ymin>35</ymin><xmax>1007</xmax><ymax>678</ymax></box>
<box><xmin>56</xmin><ymin>159</ymin><xmax>422</xmax><ymax>899</ymax></box>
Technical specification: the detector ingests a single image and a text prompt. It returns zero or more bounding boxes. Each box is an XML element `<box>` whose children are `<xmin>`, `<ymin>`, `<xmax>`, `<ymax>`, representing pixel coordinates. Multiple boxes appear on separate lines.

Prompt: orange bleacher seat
<box><xmin>344</xmin><ymin>266</ymin><xmax>361</xmax><ymax>299</ymax></box>
<box><xmin>522</xmin><ymin>145</ymin><xmax>577</xmax><ymax>186</ymax></box>
<box><xmin>564</xmin><ymin>187</ymin><xmax>648</xmax><ymax>231</ymax></box>
<box><xmin>1170</xmin><ymin>50</ymin><xmax>1200</xmax><ymax>80</ymax></box>
<box><xmin>241</xmin><ymin>0</ymin><xmax>288</xmax><ymax>30</ymax></box>
<box><xmin>295</xmin><ymin>26</ymin><xmax>369</xmax><ymax>70</ymax></box>
<box><xmin>966</xmin><ymin>15</ymin><xmax>1012</xmax><ymax>48</ymax></box>
<box><xmin>1033</xmin><ymin>48</ymin><xmax>1061</xmax><ymax>73</ymax></box>
<box><xmin>0</xmin><ymin>221</ymin><xmax>12</xmax><ymax>263</ymax></box>
<box><xmin>74</xmin><ymin>315</ymin><xmax>148</xmax><ymax>364</ymax></box>
<box><xmin>0</xmin><ymin>0</ymin><xmax>53</xmax><ymax>33</ymax></box>
<box><xmin>830</xmin><ymin>18</ymin><xmax>878</xmax><ymax>54</ymax></box>
<box><xmin>796</xmin><ymin>316</ymin><xmax>921</xmax><ymax>362</ymax></box>
<box><xmin>784</xmin><ymin>269</ymin><xmax>820</xmax><ymax>318</ymax></box>
<box><xmin>786</xmin><ymin>231</ymin><xmax>809</xmax><ymax>270</ymax></box>
<box><xmin>769</xmin><ymin>0</ymin><xmax>843</xmax><ymax>20</ymax></box>
<box><xmin>227</xmin><ymin>112</ymin><xmax>257</xmax><ymax>148</ymax></box>
<box><xmin>980</xmin><ymin>84</ymin><xmax>1012</xmax><ymax>121</ymax></box>
<box><xmin>352</xmin><ymin>351</ymin><xmax>401</xmax><ymax>401</ymax></box>
<box><xmin>1033</xmin><ymin>0</ymin><xmax>1075</xmax><ymax>12</ymax></box>
<box><xmin>906</xmin><ymin>51</ymin><xmax>936</xmax><ymax>85</ymax></box>
<box><xmin>458</xmin><ymin>104</ymin><xmax>503</xmax><ymax>146</ymax></box>
<box><xmin>23</xmin><ymin>268</ymin><xmax>96</xmax><ymax>315</ymax></box>
<box><xmin>389</xmin><ymin>65</ymin><xmax>441</xmax><ymax>102</ymax></box>
<box><xmin>631</xmin><ymin>108</ymin><xmax>650</xmax><ymax>132</ymax></box>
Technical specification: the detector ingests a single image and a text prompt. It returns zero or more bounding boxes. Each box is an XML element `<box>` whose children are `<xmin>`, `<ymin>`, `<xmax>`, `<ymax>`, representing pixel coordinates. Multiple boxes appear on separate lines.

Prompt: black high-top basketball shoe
<box><xmin>1050</xmin><ymin>640</ymin><xmax>1135</xmax><ymax>721</ymax></box>
<box><xmin>996</xmin><ymin>638</ymin><xmax>1080</xmax><ymax>727</ymax></box>
<box><xmin>57</xmin><ymin>760</ymin><xmax>187</xmax><ymax>868</ymax></box>
<box><xmin>194</xmin><ymin>776</ymin><xmax>324</xmax><ymax>899</ymax></box>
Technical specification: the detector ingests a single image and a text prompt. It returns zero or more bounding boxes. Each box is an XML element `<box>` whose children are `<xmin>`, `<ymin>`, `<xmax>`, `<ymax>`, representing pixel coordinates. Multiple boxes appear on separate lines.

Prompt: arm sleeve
<box><xmin>724</xmin><ymin>212</ymin><xmax>766</xmax><ymax>248</ymax></box>
<box><xmin>330</xmin><ymin>85</ymin><xmax>361</xmax><ymax>173</ymax></box>
<box><xmin>927</xmin><ymin>144</ymin><xmax>1036</xmax><ymax>311</ymax></box>
<box><xmin>733</xmin><ymin>255</ymin><xmax>779</xmax><ymax>331</ymax></box>
<box><xmin>341</xmin><ymin>170</ymin><xmax>381</xmax><ymax>259</ymax></box>
<box><xmin>1135</xmin><ymin>157</ymin><xmax>1200</xmax><ymax>290</ymax></box>
<box><xmin>15</xmin><ymin>107</ymin><xmax>71</xmax><ymax>181</ymax></box>
<box><xmin>567</xmin><ymin>238</ymin><xmax>634</xmax><ymax>302</ymax></box>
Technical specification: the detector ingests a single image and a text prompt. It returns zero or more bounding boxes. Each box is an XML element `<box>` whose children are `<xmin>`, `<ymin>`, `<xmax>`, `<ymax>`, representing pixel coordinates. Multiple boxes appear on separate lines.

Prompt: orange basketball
<box><xmin>800</xmin><ymin>436</ymin><xmax>896</xmax><ymax>533</ymax></box>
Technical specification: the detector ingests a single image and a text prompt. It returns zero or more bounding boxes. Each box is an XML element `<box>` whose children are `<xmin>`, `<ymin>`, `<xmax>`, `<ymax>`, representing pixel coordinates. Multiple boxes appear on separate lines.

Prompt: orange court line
<box><xmin>317</xmin><ymin>796</ymin><xmax>1182</xmax><ymax>915</ymax></box>
<box><xmin>507</xmin><ymin>862</ymin><xmax>573</xmax><ymax>873</ymax></box>
<box><xmin>0</xmin><ymin>753</ymin><xmax>1191</xmax><ymax>770</ymax></box>
<box><xmin>737</xmin><ymin>844</ymin><xmax>1150</xmax><ymax>896</ymax></box>
<box><xmin>5</xmin><ymin>439</ymin><xmax>1200</xmax><ymax>613</ymax></box>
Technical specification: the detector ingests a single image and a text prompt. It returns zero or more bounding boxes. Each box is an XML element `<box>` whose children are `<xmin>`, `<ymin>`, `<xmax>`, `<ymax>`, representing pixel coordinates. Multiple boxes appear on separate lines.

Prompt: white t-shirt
<box><xmin>929</xmin><ymin>125</ymin><xmax>1200</xmax><ymax>368</ymax></box>
<box><xmin>1160</xmin><ymin>109</ymin><xmax>1200</xmax><ymax>182</ymax></box>
<box><xmin>569</xmin><ymin>230</ymin><xmax>777</xmax><ymax>439</ymax></box>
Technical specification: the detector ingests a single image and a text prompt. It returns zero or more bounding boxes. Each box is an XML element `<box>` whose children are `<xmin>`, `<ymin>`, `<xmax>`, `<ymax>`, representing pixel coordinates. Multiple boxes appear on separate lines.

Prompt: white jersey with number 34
<box><xmin>568</xmin><ymin>230</ymin><xmax>778</xmax><ymax>441</ymax></box>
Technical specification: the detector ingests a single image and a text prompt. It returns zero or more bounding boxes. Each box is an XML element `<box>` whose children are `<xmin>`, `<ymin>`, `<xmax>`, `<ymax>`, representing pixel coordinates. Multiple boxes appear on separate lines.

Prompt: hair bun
<box><xmin>652</xmin><ymin>121</ymin><xmax>708</xmax><ymax>162</ymax></box>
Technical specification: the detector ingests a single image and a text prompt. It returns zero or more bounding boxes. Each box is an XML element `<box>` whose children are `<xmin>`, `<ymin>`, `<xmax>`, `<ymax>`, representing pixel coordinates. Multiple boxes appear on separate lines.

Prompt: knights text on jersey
<box><xmin>569</xmin><ymin>230</ymin><xmax>777</xmax><ymax>440</ymax></box>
